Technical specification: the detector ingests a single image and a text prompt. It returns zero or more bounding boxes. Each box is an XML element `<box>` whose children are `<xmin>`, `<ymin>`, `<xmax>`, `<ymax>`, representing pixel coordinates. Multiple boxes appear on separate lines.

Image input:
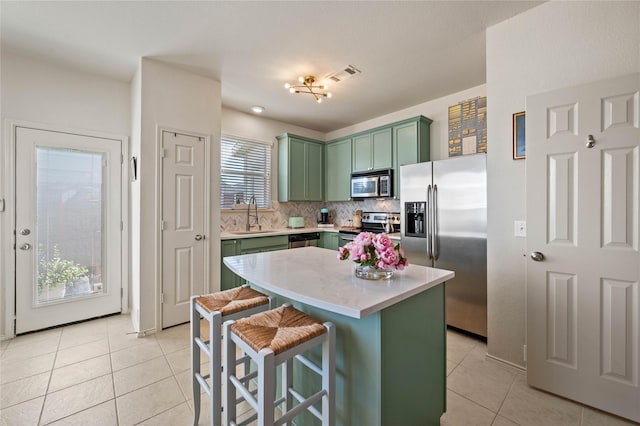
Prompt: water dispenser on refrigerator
<box><xmin>404</xmin><ymin>202</ymin><xmax>426</xmax><ymax>237</ymax></box>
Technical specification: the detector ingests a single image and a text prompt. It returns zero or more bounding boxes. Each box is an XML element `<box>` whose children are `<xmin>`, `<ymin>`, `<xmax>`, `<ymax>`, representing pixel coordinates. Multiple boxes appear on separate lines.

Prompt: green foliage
<box><xmin>38</xmin><ymin>245</ymin><xmax>89</xmax><ymax>290</ymax></box>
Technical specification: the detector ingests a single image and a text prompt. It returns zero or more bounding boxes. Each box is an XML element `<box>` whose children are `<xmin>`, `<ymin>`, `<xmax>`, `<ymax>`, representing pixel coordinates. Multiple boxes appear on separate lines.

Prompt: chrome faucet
<box><xmin>246</xmin><ymin>195</ymin><xmax>260</xmax><ymax>231</ymax></box>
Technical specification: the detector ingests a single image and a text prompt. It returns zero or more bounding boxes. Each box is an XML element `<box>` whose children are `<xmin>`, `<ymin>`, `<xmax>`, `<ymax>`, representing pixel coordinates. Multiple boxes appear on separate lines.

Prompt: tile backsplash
<box><xmin>221</xmin><ymin>199</ymin><xmax>401</xmax><ymax>232</ymax></box>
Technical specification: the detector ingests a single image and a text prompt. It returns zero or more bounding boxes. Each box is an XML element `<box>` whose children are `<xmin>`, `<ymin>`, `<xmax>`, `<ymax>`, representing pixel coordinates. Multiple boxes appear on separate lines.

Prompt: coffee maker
<box><xmin>318</xmin><ymin>208</ymin><xmax>330</xmax><ymax>224</ymax></box>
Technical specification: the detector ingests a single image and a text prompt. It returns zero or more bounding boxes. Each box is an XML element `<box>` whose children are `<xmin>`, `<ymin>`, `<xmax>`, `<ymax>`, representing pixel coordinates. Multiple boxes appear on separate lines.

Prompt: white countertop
<box><xmin>223</xmin><ymin>246</ymin><xmax>453</xmax><ymax>319</ymax></box>
<box><xmin>220</xmin><ymin>227</ymin><xmax>400</xmax><ymax>240</ymax></box>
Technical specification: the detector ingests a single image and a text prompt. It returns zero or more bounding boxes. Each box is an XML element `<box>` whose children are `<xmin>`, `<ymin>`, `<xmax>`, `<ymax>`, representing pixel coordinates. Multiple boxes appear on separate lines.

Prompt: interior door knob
<box><xmin>20</xmin><ymin>228</ymin><xmax>31</xmax><ymax>235</ymax></box>
<box><xmin>195</xmin><ymin>234</ymin><xmax>204</xmax><ymax>241</ymax></box>
<box><xmin>586</xmin><ymin>135</ymin><xmax>596</xmax><ymax>148</ymax></box>
<box><xmin>530</xmin><ymin>251</ymin><xmax>545</xmax><ymax>261</ymax></box>
<box><xmin>20</xmin><ymin>243</ymin><xmax>32</xmax><ymax>251</ymax></box>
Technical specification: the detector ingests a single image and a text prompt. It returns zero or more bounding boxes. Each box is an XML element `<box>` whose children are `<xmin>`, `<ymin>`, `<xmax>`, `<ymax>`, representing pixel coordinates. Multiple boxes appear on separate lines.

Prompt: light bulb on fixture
<box><xmin>284</xmin><ymin>75</ymin><xmax>332</xmax><ymax>103</ymax></box>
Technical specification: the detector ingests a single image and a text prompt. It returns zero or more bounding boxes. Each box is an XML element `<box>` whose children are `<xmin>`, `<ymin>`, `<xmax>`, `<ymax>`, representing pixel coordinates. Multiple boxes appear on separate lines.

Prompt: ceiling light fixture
<box><xmin>284</xmin><ymin>75</ymin><xmax>332</xmax><ymax>103</ymax></box>
<box><xmin>251</xmin><ymin>105</ymin><xmax>264</xmax><ymax>113</ymax></box>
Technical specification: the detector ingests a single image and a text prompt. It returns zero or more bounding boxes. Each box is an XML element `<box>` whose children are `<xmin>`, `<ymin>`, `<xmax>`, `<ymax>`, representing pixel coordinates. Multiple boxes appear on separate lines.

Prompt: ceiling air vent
<box><xmin>325</xmin><ymin>65</ymin><xmax>361</xmax><ymax>83</ymax></box>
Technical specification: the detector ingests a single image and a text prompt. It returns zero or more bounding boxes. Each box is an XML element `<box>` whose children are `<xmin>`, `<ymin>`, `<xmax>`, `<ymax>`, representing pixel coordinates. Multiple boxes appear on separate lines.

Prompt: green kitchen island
<box><xmin>223</xmin><ymin>246</ymin><xmax>454</xmax><ymax>426</ymax></box>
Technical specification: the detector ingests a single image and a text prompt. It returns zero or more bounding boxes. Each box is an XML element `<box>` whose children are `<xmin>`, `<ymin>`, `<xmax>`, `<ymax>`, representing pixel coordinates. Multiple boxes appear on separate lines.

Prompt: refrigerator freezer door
<box><xmin>400</xmin><ymin>162</ymin><xmax>432</xmax><ymax>267</ymax></box>
<box><xmin>433</xmin><ymin>154</ymin><xmax>487</xmax><ymax>337</ymax></box>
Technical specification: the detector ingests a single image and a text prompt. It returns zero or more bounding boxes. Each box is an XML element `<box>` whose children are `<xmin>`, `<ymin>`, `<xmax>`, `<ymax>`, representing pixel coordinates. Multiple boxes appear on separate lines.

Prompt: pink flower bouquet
<box><xmin>338</xmin><ymin>232</ymin><xmax>408</xmax><ymax>270</ymax></box>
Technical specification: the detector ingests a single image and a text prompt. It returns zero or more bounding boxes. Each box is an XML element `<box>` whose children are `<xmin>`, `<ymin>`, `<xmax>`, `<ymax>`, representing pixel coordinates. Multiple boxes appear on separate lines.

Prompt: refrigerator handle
<box><xmin>427</xmin><ymin>184</ymin><xmax>433</xmax><ymax>259</ymax></box>
<box><xmin>434</xmin><ymin>184</ymin><xmax>439</xmax><ymax>260</ymax></box>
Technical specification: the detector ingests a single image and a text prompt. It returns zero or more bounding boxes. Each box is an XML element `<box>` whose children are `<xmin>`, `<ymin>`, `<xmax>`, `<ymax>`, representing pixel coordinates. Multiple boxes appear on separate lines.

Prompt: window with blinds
<box><xmin>220</xmin><ymin>136</ymin><xmax>272</xmax><ymax>209</ymax></box>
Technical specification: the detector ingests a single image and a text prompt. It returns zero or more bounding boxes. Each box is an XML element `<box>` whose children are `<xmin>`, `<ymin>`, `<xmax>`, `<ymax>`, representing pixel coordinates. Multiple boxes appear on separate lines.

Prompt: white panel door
<box><xmin>15</xmin><ymin>127</ymin><xmax>122</xmax><ymax>334</ymax></box>
<box><xmin>526</xmin><ymin>73</ymin><xmax>640</xmax><ymax>422</ymax></box>
<box><xmin>161</xmin><ymin>131</ymin><xmax>207</xmax><ymax>328</ymax></box>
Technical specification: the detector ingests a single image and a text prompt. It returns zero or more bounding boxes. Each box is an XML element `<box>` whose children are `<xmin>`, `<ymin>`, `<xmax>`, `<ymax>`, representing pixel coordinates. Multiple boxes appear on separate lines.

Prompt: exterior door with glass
<box><xmin>15</xmin><ymin>127</ymin><xmax>123</xmax><ymax>334</ymax></box>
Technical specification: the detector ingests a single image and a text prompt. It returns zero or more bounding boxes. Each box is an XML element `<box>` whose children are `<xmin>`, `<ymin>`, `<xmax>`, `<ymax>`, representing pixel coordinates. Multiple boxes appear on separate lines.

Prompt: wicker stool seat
<box><xmin>195</xmin><ymin>286</ymin><xmax>270</xmax><ymax>316</ymax></box>
<box><xmin>191</xmin><ymin>285</ymin><xmax>273</xmax><ymax>426</ymax></box>
<box><xmin>224</xmin><ymin>305</ymin><xmax>335</xmax><ymax>426</ymax></box>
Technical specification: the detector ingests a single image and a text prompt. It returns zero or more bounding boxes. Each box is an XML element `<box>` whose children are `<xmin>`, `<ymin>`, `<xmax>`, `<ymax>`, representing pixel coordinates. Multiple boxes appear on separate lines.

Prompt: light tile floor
<box><xmin>0</xmin><ymin>315</ymin><xmax>637</xmax><ymax>425</ymax></box>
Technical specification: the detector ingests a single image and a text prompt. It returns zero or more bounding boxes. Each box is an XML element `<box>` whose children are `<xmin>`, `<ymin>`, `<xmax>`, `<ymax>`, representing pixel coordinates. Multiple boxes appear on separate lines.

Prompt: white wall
<box><xmin>326</xmin><ymin>84</ymin><xmax>486</xmax><ymax>161</ymax></box>
<box><xmin>0</xmin><ymin>51</ymin><xmax>131</xmax><ymax>338</ymax></box>
<box><xmin>0</xmin><ymin>51</ymin><xmax>131</xmax><ymax>135</ymax></box>
<box><xmin>222</xmin><ymin>108</ymin><xmax>324</xmax><ymax>143</ymax></box>
<box><xmin>131</xmin><ymin>58</ymin><xmax>221</xmax><ymax>333</ymax></box>
<box><xmin>486</xmin><ymin>1</ymin><xmax>640</xmax><ymax>367</ymax></box>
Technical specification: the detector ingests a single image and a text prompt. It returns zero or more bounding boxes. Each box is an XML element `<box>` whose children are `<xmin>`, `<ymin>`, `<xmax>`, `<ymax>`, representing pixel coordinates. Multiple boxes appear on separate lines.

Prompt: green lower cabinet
<box><xmin>253</xmin><ymin>283</ymin><xmax>446</xmax><ymax>426</ymax></box>
<box><xmin>220</xmin><ymin>240</ymin><xmax>241</xmax><ymax>290</ymax></box>
<box><xmin>320</xmin><ymin>232</ymin><xmax>340</xmax><ymax>251</ymax></box>
<box><xmin>221</xmin><ymin>235</ymin><xmax>289</xmax><ymax>290</ymax></box>
<box><xmin>239</xmin><ymin>235</ymin><xmax>289</xmax><ymax>253</ymax></box>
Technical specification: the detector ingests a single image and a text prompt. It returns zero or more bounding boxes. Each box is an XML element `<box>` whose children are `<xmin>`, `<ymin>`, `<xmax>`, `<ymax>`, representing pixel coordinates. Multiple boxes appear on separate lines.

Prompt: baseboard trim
<box><xmin>486</xmin><ymin>353</ymin><xmax>527</xmax><ymax>373</ymax></box>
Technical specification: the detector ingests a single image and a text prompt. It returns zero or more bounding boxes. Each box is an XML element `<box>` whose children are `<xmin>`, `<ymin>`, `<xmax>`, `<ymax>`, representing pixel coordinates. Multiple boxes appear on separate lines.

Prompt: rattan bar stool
<box><xmin>223</xmin><ymin>304</ymin><xmax>335</xmax><ymax>426</ymax></box>
<box><xmin>191</xmin><ymin>285</ymin><xmax>274</xmax><ymax>426</ymax></box>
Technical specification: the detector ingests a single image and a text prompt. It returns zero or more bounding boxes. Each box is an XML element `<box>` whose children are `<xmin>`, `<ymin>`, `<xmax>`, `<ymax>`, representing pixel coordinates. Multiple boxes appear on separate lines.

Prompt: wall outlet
<box><xmin>514</xmin><ymin>220</ymin><xmax>526</xmax><ymax>237</ymax></box>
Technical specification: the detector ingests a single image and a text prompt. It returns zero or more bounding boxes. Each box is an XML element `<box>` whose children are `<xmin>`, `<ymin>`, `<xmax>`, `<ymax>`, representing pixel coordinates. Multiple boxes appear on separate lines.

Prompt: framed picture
<box><xmin>513</xmin><ymin>111</ymin><xmax>526</xmax><ymax>160</ymax></box>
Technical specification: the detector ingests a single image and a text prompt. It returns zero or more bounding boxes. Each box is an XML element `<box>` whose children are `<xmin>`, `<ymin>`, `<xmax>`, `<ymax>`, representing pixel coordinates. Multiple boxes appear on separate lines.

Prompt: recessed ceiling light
<box><xmin>251</xmin><ymin>106</ymin><xmax>264</xmax><ymax>113</ymax></box>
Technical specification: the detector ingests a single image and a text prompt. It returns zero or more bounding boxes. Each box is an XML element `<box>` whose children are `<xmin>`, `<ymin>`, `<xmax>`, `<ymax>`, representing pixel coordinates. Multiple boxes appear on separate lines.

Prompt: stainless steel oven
<box><xmin>338</xmin><ymin>212</ymin><xmax>400</xmax><ymax>246</ymax></box>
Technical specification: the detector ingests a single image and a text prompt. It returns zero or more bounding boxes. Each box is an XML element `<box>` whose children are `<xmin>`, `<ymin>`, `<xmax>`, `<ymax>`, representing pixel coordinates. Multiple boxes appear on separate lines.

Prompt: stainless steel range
<box><xmin>338</xmin><ymin>212</ymin><xmax>400</xmax><ymax>244</ymax></box>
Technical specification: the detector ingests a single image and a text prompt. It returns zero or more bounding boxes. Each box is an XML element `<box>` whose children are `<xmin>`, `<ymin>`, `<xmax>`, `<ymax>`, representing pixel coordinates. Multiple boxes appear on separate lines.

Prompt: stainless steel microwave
<box><xmin>350</xmin><ymin>169</ymin><xmax>393</xmax><ymax>198</ymax></box>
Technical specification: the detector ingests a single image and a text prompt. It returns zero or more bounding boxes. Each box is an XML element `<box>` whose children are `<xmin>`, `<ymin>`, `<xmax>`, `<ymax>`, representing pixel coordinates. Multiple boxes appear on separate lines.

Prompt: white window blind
<box><xmin>220</xmin><ymin>136</ymin><xmax>272</xmax><ymax>208</ymax></box>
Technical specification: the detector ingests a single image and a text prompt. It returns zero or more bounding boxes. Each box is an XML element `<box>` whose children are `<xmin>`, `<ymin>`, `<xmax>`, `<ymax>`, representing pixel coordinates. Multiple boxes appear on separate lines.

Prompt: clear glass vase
<box><xmin>354</xmin><ymin>264</ymin><xmax>394</xmax><ymax>280</ymax></box>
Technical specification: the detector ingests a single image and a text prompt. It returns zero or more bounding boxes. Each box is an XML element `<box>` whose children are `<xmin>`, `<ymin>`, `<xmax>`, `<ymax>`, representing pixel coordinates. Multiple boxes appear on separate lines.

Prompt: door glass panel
<box><xmin>36</xmin><ymin>147</ymin><xmax>105</xmax><ymax>305</ymax></box>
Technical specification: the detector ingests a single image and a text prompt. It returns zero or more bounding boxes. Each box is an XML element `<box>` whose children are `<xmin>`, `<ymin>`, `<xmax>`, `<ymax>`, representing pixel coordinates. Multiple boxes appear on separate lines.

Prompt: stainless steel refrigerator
<box><xmin>400</xmin><ymin>154</ymin><xmax>487</xmax><ymax>337</ymax></box>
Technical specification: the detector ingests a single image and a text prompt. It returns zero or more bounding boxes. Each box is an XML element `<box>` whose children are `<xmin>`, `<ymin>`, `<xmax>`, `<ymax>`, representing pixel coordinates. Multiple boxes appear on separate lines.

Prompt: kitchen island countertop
<box><xmin>223</xmin><ymin>246</ymin><xmax>453</xmax><ymax>318</ymax></box>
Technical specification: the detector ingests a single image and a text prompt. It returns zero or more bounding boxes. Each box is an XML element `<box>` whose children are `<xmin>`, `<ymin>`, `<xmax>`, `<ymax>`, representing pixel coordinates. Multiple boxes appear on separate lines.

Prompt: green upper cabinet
<box><xmin>277</xmin><ymin>133</ymin><xmax>323</xmax><ymax>202</ymax></box>
<box><xmin>324</xmin><ymin>138</ymin><xmax>352</xmax><ymax>201</ymax></box>
<box><xmin>352</xmin><ymin>127</ymin><xmax>392</xmax><ymax>172</ymax></box>
<box><xmin>393</xmin><ymin>116</ymin><xmax>432</xmax><ymax>198</ymax></box>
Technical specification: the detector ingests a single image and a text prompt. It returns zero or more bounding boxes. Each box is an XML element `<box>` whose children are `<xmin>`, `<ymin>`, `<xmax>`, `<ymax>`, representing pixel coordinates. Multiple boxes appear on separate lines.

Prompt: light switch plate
<box><xmin>514</xmin><ymin>220</ymin><xmax>526</xmax><ymax>237</ymax></box>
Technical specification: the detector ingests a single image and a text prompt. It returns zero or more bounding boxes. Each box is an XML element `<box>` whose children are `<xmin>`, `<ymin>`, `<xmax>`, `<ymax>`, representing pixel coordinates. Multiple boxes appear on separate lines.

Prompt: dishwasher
<box><xmin>288</xmin><ymin>232</ymin><xmax>320</xmax><ymax>248</ymax></box>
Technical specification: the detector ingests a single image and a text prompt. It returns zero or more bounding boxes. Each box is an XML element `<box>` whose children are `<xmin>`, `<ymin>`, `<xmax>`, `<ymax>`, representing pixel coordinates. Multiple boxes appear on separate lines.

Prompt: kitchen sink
<box><xmin>229</xmin><ymin>230</ymin><xmax>278</xmax><ymax>235</ymax></box>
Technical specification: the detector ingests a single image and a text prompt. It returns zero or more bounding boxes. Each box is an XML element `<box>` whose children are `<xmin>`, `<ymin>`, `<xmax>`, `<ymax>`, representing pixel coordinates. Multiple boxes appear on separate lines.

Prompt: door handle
<box><xmin>195</xmin><ymin>234</ymin><xmax>205</xmax><ymax>241</ymax></box>
<box><xmin>433</xmin><ymin>184</ymin><xmax>439</xmax><ymax>261</ymax></box>
<box><xmin>530</xmin><ymin>251</ymin><xmax>545</xmax><ymax>261</ymax></box>
<box><xmin>20</xmin><ymin>243</ymin><xmax>32</xmax><ymax>251</ymax></box>
<box><xmin>20</xmin><ymin>228</ymin><xmax>31</xmax><ymax>236</ymax></box>
<box><xmin>426</xmin><ymin>184</ymin><xmax>433</xmax><ymax>260</ymax></box>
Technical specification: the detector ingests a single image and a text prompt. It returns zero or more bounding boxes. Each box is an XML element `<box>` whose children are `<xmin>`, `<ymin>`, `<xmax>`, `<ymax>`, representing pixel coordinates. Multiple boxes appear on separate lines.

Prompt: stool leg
<box><xmin>210</xmin><ymin>312</ymin><xmax>222</xmax><ymax>426</ymax></box>
<box><xmin>281</xmin><ymin>357</ymin><xmax>293</xmax><ymax>425</ymax></box>
<box><xmin>322</xmin><ymin>323</ymin><xmax>336</xmax><ymax>426</ymax></box>
<box><xmin>258</xmin><ymin>349</ymin><xmax>276</xmax><ymax>426</ymax></box>
<box><xmin>191</xmin><ymin>296</ymin><xmax>201</xmax><ymax>426</ymax></box>
<box><xmin>223</xmin><ymin>321</ymin><xmax>237</xmax><ymax>426</ymax></box>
